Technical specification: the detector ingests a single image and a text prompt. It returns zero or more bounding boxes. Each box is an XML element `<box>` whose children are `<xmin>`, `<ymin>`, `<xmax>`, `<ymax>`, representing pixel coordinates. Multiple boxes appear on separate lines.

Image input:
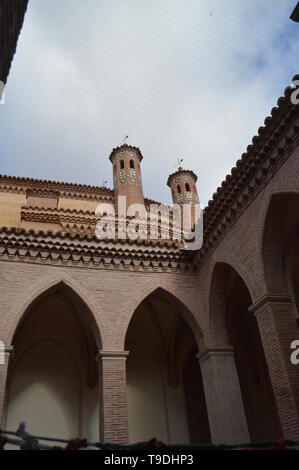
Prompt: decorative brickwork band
<box><xmin>197</xmin><ymin>346</ymin><xmax>249</xmax><ymax>445</ymax></box>
<box><xmin>250</xmin><ymin>295</ymin><xmax>299</xmax><ymax>441</ymax></box>
<box><xmin>98</xmin><ymin>351</ymin><xmax>129</xmax><ymax>444</ymax></box>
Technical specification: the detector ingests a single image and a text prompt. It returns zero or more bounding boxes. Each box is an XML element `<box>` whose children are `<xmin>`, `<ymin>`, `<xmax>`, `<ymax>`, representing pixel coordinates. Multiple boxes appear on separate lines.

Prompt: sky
<box><xmin>0</xmin><ymin>0</ymin><xmax>298</xmax><ymax>207</ymax></box>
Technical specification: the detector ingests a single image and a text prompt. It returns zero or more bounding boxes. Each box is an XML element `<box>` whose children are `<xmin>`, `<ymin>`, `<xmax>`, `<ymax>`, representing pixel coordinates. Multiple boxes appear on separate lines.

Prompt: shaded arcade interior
<box><xmin>210</xmin><ymin>263</ymin><xmax>282</xmax><ymax>442</ymax></box>
<box><xmin>4</xmin><ymin>283</ymin><xmax>100</xmax><ymax>442</ymax></box>
<box><xmin>125</xmin><ymin>288</ymin><xmax>211</xmax><ymax>445</ymax></box>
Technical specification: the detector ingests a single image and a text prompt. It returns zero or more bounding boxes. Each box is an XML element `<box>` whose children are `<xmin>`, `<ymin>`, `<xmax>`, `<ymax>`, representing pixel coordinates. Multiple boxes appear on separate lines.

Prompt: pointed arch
<box><xmin>116</xmin><ymin>279</ymin><xmax>205</xmax><ymax>352</ymax></box>
<box><xmin>5</xmin><ymin>272</ymin><xmax>103</xmax><ymax>348</ymax></box>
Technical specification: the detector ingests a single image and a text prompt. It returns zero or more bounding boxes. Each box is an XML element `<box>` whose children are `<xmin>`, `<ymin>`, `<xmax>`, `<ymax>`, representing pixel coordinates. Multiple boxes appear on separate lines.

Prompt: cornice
<box><xmin>0</xmin><ymin>174</ymin><xmax>114</xmax><ymax>202</ymax></box>
<box><xmin>2</xmin><ymin>79</ymin><xmax>298</xmax><ymax>267</ymax></box>
<box><xmin>167</xmin><ymin>169</ymin><xmax>198</xmax><ymax>187</ymax></box>
<box><xmin>0</xmin><ymin>227</ymin><xmax>197</xmax><ymax>273</ymax></box>
<box><xmin>291</xmin><ymin>2</ymin><xmax>299</xmax><ymax>22</ymax></box>
<box><xmin>20</xmin><ymin>207</ymin><xmax>183</xmax><ymax>242</ymax></box>
<box><xmin>97</xmin><ymin>351</ymin><xmax>130</xmax><ymax>362</ymax></box>
<box><xmin>249</xmin><ymin>294</ymin><xmax>292</xmax><ymax>315</ymax></box>
<box><xmin>197</xmin><ymin>346</ymin><xmax>234</xmax><ymax>364</ymax></box>
<box><xmin>26</xmin><ymin>188</ymin><xmax>60</xmax><ymax>199</ymax></box>
<box><xmin>21</xmin><ymin>207</ymin><xmax>96</xmax><ymax>226</ymax></box>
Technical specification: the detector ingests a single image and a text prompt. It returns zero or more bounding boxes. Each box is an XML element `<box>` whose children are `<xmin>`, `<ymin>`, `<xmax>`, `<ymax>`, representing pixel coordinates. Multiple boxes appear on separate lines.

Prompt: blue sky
<box><xmin>0</xmin><ymin>0</ymin><xmax>298</xmax><ymax>206</ymax></box>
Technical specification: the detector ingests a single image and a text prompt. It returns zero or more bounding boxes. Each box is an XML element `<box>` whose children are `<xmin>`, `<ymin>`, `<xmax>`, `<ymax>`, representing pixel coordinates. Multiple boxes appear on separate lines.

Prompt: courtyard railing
<box><xmin>0</xmin><ymin>422</ymin><xmax>298</xmax><ymax>451</ymax></box>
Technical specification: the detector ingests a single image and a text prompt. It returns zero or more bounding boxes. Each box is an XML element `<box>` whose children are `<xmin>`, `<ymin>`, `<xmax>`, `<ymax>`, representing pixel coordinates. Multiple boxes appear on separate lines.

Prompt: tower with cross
<box><xmin>109</xmin><ymin>142</ymin><xmax>144</xmax><ymax>212</ymax></box>
<box><xmin>167</xmin><ymin>163</ymin><xmax>199</xmax><ymax>227</ymax></box>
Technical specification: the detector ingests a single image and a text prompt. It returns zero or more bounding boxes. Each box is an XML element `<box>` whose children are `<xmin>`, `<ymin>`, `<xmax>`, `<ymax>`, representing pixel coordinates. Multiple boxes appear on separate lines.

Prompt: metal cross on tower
<box><xmin>175</xmin><ymin>157</ymin><xmax>183</xmax><ymax>169</ymax></box>
<box><xmin>121</xmin><ymin>135</ymin><xmax>129</xmax><ymax>146</ymax></box>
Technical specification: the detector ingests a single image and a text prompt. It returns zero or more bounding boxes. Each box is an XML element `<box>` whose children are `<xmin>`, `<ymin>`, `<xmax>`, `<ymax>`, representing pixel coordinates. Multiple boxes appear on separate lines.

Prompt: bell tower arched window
<box><xmin>130</xmin><ymin>159</ymin><xmax>135</xmax><ymax>169</ymax></box>
<box><xmin>120</xmin><ymin>160</ymin><xmax>125</xmax><ymax>170</ymax></box>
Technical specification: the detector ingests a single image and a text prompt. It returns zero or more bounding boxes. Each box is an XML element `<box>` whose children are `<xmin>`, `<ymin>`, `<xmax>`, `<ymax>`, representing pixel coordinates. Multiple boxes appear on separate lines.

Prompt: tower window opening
<box><xmin>130</xmin><ymin>159</ymin><xmax>135</xmax><ymax>169</ymax></box>
<box><xmin>185</xmin><ymin>183</ymin><xmax>191</xmax><ymax>192</ymax></box>
<box><xmin>120</xmin><ymin>160</ymin><xmax>125</xmax><ymax>170</ymax></box>
<box><xmin>177</xmin><ymin>185</ymin><xmax>181</xmax><ymax>194</ymax></box>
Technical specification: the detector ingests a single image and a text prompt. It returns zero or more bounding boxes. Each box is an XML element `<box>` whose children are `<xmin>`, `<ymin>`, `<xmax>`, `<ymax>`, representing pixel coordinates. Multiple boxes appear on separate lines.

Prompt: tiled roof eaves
<box><xmin>0</xmin><ymin>226</ymin><xmax>196</xmax><ymax>273</ymax></box>
<box><xmin>0</xmin><ymin>174</ymin><xmax>167</xmax><ymax>209</ymax></box>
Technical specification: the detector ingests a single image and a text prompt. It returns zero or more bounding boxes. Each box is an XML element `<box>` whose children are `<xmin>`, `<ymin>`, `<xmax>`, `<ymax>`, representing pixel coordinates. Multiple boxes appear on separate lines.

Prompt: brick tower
<box><xmin>167</xmin><ymin>166</ymin><xmax>199</xmax><ymax>228</ymax></box>
<box><xmin>110</xmin><ymin>144</ymin><xmax>145</xmax><ymax>212</ymax></box>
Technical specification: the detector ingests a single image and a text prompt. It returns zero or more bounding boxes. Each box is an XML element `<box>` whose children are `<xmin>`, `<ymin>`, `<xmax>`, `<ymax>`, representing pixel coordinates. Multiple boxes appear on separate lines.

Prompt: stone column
<box><xmin>98</xmin><ymin>350</ymin><xmax>129</xmax><ymax>444</ymax></box>
<box><xmin>198</xmin><ymin>346</ymin><xmax>249</xmax><ymax>445</ymax></box>
<box><xmin>0</xmin><ymin>345</ymin><xmax>14</xmax><ymax>428</ymax></box>
<box><xmin>249</xmin><ymin>294</ymin><xmax>299</xmax><ymax>441</ymax></box>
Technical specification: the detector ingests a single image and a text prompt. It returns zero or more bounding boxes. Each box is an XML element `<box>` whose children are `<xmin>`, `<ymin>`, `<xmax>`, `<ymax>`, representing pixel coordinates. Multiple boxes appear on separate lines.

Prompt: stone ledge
<box><xmin>97</xmin><ymin>350</ymin><xmax>130</xmax><ymax>362</ymax></box>
<box><xmin>197</xmin><ymin>346</ymin><xmax>234</xmax><ymax>364</ymax></box>
<box><xmin>249</xmin><ymin>293</ymin><xmax>292</xmax><ymax>314</ymax></box>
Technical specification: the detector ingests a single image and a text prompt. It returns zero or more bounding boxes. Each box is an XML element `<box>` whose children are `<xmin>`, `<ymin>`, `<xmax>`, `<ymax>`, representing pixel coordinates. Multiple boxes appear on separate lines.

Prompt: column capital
<box><xmin>249</xmin><ymin>294</ymin><xmax>292</xmax><ymax>315</ymax></box>
<box><xmin>197</xmin><ymin>345</ymin><xmax>234</xmax><ymax>364</ymax></box>
<box><xmin>96</xmin><ymin>350</ymin><xmax>129</xmax><ymax>362</ymax></box>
